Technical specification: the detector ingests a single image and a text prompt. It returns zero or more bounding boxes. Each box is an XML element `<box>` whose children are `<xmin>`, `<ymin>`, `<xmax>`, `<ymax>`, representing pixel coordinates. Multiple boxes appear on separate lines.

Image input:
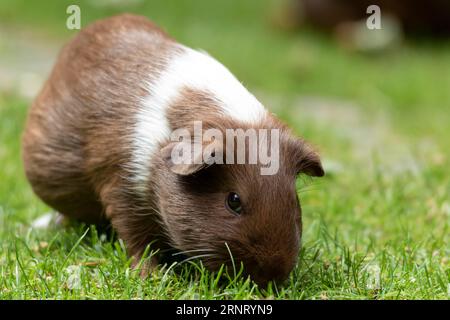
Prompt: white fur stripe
<box><xmin>166</xmin><ymin>45</ymin><xmax>266</xmax><ymax>122</ymax></box>
<box><xmin>130</xmin><ymin>44</ymin><xmax>266</xmax><ymax>191</ymax></box>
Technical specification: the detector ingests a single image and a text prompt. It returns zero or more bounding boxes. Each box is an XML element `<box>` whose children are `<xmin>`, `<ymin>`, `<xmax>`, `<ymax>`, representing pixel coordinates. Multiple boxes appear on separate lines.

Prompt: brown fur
<box><xmin>22</xmin><ymin>14</ymin><xmax>324</xmax><ymax>286</ymax></box>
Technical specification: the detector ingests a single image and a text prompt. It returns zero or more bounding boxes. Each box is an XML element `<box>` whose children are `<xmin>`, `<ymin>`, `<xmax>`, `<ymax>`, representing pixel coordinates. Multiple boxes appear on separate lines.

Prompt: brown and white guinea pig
<box><xmin>22</xmin><ymin>14</ymin><xmax>324</xmax><ymax>286</ymax></box>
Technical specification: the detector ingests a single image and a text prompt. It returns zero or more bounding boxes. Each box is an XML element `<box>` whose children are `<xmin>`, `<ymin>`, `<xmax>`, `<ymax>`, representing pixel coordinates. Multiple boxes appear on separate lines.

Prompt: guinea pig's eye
<box><xmin>226</xmin><ymin>192</ymin><xmax>242</xmax><ymax>215</ymax></box>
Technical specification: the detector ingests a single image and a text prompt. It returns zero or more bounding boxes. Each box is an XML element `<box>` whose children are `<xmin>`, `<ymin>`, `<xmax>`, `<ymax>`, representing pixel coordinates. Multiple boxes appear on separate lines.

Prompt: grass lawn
<box><xmin>0</xmin><ymin>0</ymin><xmax>449</xmax><ymax>299</ymax></box>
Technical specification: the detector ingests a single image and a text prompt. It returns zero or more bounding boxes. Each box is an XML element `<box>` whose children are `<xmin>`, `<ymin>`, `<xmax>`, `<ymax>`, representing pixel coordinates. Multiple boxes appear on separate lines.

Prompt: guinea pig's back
<box><xmin>22</xmin><ymin>14</ymin><xmax>174</xmax><ymax>222</ymax></box>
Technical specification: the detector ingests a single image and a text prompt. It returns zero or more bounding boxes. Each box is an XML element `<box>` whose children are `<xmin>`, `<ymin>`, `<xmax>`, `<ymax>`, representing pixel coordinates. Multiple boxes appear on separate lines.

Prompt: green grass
<box><xmin>0</xmin><ymin>0</ymin><xmax>449</xmax><ymax>299</ymax></box>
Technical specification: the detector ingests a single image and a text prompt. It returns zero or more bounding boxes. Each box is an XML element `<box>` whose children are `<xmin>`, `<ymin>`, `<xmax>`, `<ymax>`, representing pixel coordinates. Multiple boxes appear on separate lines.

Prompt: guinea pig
<box><xmin>22</xmin><ymin>14</ymin><xmax>324</xmax><ymax>286</ymax></box>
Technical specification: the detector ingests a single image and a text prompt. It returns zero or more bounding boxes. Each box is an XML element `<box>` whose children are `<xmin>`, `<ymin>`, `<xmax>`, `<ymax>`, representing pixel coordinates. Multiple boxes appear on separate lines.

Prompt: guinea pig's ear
<box><xmin>293</xmin><ymin>139</ymin><xmax>325</xmax><ymax>177</ymax></box>
<box><xmin>160</xmin><ymin>140</ymin><xmax>223</xmax><ymax>176</ymax></box>
<box><xmin>298</xmin><ymin>150</ymin><xmax>325</xmax><ymax>177</ymax></box>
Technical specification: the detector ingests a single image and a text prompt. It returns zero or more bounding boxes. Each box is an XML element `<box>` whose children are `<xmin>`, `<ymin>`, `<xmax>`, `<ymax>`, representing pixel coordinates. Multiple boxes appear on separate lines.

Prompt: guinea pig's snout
<box><xmin>247</xmin><ymin>254</ymin><xmax>295</xmax><ymax>287</ymax></box>
<box><xmin>239</xmin><ymin>224</ymin><xmax>300</xmax><ymax>286</ymax></box>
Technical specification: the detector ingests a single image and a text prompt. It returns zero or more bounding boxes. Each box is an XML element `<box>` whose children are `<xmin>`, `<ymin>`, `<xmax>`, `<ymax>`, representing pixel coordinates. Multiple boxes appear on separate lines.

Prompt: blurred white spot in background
<box><xmin>65</xmin><ymin>265</ymin><xmax>82</xmax><ymax>290</ymax></box>
<box><xmin>31</xmin><ymin>212</ymin><xmax>54</xmax><ymax>229</ymax></box>
<box><xmin>365</xmin><ymin>262</ymin><xmax>381</xmax><ymax>290</ymax></box>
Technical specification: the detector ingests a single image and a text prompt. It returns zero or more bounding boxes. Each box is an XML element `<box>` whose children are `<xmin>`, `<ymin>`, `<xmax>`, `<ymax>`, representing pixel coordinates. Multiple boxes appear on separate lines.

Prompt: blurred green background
<box><xmin>0</xmin><ymin>0</ymin><xmax>448</xmax><ymax>299</ymax></box>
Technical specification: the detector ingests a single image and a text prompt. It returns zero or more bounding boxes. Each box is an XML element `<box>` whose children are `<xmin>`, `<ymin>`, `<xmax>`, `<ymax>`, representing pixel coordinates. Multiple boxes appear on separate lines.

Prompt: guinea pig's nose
<box><xmin>250</xmin><ymin>255</ymin><xmax>293</xmax><ymax>287</ymax></box>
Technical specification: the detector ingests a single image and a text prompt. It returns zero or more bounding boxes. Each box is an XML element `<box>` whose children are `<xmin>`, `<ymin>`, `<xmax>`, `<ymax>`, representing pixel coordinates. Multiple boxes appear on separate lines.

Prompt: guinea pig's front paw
<box><xmin>131</xmin><ymin>255</ymin><xmax>159</xmax><ymax>279</ymax></box>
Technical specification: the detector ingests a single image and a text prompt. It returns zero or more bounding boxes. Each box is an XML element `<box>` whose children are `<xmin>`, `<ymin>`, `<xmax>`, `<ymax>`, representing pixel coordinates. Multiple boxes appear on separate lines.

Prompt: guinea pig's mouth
<box><xmin>199</xmin><ymin>255</ymin><xmax>294</xmax><ymax>287</ymax></box>
<box><xmin>239</xmin><ymin>258</ymin><xmax>294</xmax><ymax>287</ymax></box>
<box><xmin>157</xmin><ymin>246</ymin><xmax>294</xmax><ymax>287</ymax></box>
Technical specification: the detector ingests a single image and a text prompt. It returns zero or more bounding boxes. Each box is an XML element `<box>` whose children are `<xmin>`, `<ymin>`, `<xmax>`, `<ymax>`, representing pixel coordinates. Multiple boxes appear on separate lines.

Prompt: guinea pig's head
<box><xmin>158</xmin><ymin>125</ymin><xmax>324</xmax><ymax>287</ymax></box>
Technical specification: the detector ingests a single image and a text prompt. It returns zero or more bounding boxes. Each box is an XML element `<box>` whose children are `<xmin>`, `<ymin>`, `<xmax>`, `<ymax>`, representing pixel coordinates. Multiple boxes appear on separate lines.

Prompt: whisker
<box><xmin>172</xmin><ymin>248</ymin><xmax>216</xmax><ymax>256</ymax></box>
<box><xmin>179</xmin><ymin>253</ymin><xmax>218</xmax><ymax>264</ymax></box>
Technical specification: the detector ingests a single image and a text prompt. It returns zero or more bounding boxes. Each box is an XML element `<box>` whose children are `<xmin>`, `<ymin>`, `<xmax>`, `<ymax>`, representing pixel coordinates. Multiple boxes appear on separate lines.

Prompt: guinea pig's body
<box><xmin>22</xmin><ymin>14</ymin><xmax>324</xmax><ymax>285</ymax></box>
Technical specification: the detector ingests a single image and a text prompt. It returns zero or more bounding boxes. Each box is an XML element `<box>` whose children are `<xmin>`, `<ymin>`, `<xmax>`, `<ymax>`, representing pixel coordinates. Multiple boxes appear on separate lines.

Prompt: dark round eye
<box><xmin>226</xmin><ymin>192</ymin><xmax>242</xmax><ymax>215</ymax></box>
